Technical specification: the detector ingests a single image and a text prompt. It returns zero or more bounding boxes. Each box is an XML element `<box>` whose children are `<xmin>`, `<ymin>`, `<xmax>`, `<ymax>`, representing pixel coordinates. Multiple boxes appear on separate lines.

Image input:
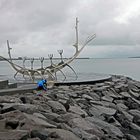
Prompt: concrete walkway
<box><xmin>0</xmin><ymin>73</ymin><xmax>111</xmax><ymax>96</ymax></box>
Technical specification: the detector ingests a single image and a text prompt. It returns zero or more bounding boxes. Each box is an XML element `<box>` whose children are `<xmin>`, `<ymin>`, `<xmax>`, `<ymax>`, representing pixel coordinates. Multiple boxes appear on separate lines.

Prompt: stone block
<box><xmin>8</xmin><ymin>83</ymin><xmax>17</xmax><ymax>89</ymax></box>
<box><xmin>0</xmin><ymin>80</ymin><xmax>8</xmax><ymax>89</ymax></box>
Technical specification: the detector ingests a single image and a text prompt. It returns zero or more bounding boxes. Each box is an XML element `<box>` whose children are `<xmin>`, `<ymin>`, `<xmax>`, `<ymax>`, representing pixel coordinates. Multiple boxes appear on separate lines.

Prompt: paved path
<box><xmin>0</xmin><ymin>73</ymin><xmax>111</xmax><ymax>96</ymax></box>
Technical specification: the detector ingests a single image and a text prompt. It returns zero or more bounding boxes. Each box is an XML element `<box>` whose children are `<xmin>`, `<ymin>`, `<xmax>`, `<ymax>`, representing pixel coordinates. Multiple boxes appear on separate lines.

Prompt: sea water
<box><xmin>0</xmin><ymin>58</ymin><xmax>140</xmax><ymax>81</ymax></box>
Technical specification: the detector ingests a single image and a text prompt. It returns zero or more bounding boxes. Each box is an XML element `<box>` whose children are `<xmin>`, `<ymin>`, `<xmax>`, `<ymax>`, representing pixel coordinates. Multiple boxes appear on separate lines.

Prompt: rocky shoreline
<box><xmin>0</xmin><ymin>75</ymin><xmax>140</xmax><ymax>140</ymax></box>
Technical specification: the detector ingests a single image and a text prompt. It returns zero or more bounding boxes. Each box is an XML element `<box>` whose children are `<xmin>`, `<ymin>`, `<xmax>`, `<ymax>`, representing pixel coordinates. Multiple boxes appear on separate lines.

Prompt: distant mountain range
<box><xmin>0</xmin><ymin>57</ymin><xmax>90</xmax><ymax>61</ymax></box>
<box><xmin>128</xmin><ymin>56</ymin><xmax>140</xmax><ymax>58</ymax></box>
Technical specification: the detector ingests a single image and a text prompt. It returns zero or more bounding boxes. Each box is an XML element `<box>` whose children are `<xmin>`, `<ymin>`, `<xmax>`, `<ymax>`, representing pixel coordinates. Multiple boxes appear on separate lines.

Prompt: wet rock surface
<box><xmin>0</xmin><ymin>75</ymin><xmax>140</xmax><ymax>139</ymax></box>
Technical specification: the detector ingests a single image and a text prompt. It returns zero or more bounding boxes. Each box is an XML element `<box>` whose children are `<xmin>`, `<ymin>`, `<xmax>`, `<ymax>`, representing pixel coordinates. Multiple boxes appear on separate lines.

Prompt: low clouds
<box><xmin>0</xmin><ymin>0</ymin><xmax>140</xmax><ymax>58</ymax></box>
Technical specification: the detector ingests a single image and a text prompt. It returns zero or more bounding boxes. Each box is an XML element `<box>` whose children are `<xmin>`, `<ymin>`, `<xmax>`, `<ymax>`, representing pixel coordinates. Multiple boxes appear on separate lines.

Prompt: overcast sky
<box><xmin>0</xmin><ymin>0</ymin><xmax>140</xmax><ymax>58</ymax></box>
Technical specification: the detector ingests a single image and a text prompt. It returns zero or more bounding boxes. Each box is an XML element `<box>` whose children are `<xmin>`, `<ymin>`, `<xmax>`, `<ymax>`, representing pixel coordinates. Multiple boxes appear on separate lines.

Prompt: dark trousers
<box><xmin>36</xmin><ymin>86</ymin><xmax>44</xmax><ymax>90</ymax></box>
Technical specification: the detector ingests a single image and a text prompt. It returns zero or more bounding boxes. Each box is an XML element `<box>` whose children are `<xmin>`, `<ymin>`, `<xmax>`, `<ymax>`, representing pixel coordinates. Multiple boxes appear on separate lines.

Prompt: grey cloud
<box><xmin>0</xmin><ymin>0</ymin><xmax>140</xmax><ymax>58</ymax></box>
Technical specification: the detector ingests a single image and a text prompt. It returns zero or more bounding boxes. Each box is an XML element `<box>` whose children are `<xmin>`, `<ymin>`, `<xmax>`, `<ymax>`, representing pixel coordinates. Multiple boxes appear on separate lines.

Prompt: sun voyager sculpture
<box><xmin>0</xmin><ymin>18</ymin><xmax>96</xmax><ymax>83</ymax></box>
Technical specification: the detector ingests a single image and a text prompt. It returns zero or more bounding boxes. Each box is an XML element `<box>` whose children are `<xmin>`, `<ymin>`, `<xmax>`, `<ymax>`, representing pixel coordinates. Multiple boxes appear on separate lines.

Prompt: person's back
<box><xmin>37</xmin><ymin>79</ymin><xmax>47</xmax><ymax>90</ymax></box>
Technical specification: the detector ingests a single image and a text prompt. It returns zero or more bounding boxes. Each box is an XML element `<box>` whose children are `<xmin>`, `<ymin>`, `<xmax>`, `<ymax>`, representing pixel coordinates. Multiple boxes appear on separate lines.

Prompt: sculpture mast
<box><xmin>73</xmin><ymin>17</ymin><xmax>79</xmax><ymax>52</ymax></box>
<box><xmin>7</xmin><ymin>40</ymin><xmax>12</xmax><ymax>62</ymax></box>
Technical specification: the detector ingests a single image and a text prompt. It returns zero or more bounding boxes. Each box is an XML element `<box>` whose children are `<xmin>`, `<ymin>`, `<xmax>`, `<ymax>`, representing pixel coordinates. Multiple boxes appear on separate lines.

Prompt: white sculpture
<box><xmin>0</xmin><ymin>18</ymin><xmax>96</xmax><ymax>83</ymax></box>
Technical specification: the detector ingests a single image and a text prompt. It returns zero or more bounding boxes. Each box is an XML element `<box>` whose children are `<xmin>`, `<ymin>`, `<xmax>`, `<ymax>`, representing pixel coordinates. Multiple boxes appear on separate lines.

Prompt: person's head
<box><xmin>43</xmin><ymin>79</ymin><xmax>47</xmax><ymax>83</ymax></box>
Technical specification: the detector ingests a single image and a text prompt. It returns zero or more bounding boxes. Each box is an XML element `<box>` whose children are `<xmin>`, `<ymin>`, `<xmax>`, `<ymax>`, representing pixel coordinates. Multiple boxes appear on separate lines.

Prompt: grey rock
<box><xmin>128</xmin><ymin>82</ymin><xmax>140</xmax><ymax>92</ymax></box>
<box><xmin>88</xmin><ymin>92</ymin><xmax>100</xmax><ymax>101</ymax></box>
<box><xmin>19</xmin><ymin>96</ymin><xmax>29</xmax><ymax>104</ymax></box>
<box><xmin>95</xmin><ymin>83</ymin><xmax>105</xmax><ymax>87</ymax></box>
<box><xmin>43</xmin><ymin>112</ymin><xmax>61</xmax><ymax>121</ymax></box>
<box><xmin>1</xmin><ymin>103</ymin><xmax>42</xmax><ymax>114</ymax></box>
<box><xmin>47</xmin><ymin>101</ymin><xmax>66</xmax><ymax>114</ymax></box>
<box><xmin>101</xmin><ymin>101</ymin><xmax>115</xmax><ymax>108</ymax></box>
<box><xmin>104</xmin><ymin>81</ymin><xmax>115</xmax><ymax>86</ymax></box>
<box><xmin>129</xmin><ymin>90</ymin><xmax>139</xmax><ymax>98</ymax></box>
<box><xmin>102</xmin><ymin>114</ymin><xmax>121</xmax><ymax>127</ymax></box>
<box><xmin>58</xmin><ymin>85</ymin><xmax>70</xmax><ymax>91</ymax></box>
<box><xmin>72</xmin><ymin>128</ymin><xmax>100</xmax><ymax>140</ymax></box>
<box><xmin>113</xmin><ymin>99</ymin><xmax>124</xmax><ymax>104</ymax></box>
<box><xmin>131</xmin><ymin>97</ymin><xmax>140</xmax><ymax>106</ymax></box>
<box><xmin>1</xmin><ymin>75</ymin><xmax>140</xmax><ymax>139</ymax></box>
<box><xmin>82</xmin><ymin>94</ymin><xmax>94</xmax><ymax>100</ymax></box>
<box><xmin>0</xmin><ymin>96</ymin><xmax>21</xmax><ymax>103</ymax></box>
<box><xmin>0</xmin><ymin>119</ymin><xmax>6</xmax><ymax>131</ymax></box>
<box><xmin>117</xmin><ymin>103</ymin><xmax>128</xmax><ymax>111</ymax></box>
<box><xmin>56</xmin><ymin>92</ymin><xmax>69</xmax><ymax>100</ymax></box>
<box><xmin>27</xmin><ymin>138</ymin><xmax>41</xmax><ymax>140</ymax></box>
<box><xmin>101</xmin><ymin>95</ymin><xmax>113</xmax><ymax>102</ymax></box>
<box><xmin>108</xmin><ymin>88</ymin><xmax>121</xmax><ymax>97</ymax></box>
<box><xmin>86</xmin><ymin>117</ymin><xmax>124</xmax><ymax>138</ymax></box>
<box><xmin>105</xmin><ymin>89</ymin><xmax>118</xmax><ymax>98</ymax></box>
<box><xmin>129</xmin><ymin>109</ymin><xmax>140</xmax><ymax>119</ymax></box>
<box><xmin>76</xmin><ymin>98</ymin><xmax>88</xmax><ymax>105</ymax></box>
<box><xmin>108</xmin><ymin>102</ymin><xmax>117</xmax><ymax>110</ymax></box>
<box><xmin>124</xmin><ymin>98</ymin><xmax>139</xmax><ymax>109</ymax></box>
<box><xmin>62</xmin><ymin>113</ymin><xmax>81</xmax><ymax>122</ymax></box>
<box><xmin>46</xmin><ymin>128</ymin><xmax>81</xmax><ymax>140</ymax></box>
<box><xmin>1</xmin><ymin>103</ymin><xmax>16</xmax><ymax>114</ymax></box>
<box><xmin>68</xmin><ymin>92</ymin><xmax>78</xmax><ymax>98</ymax></box>
<box><xmin>121</xmin><ymin>110</ymin><xmax>134</xmax><ymax>122</ymax></box>
<box><xmin>125</xmin><ymin>134</ymin><xmax>137</xmax><ymax>140</ymax></box>
<box><xmin>33</xmin><ymin>113</ymin><xmax>47</xmax><ymax>120</ymax></box>
<box><xmin>130</xmin><ymin>122</ymin><xmax>140</xmax><ymax>133</ymax></box>
<box><xmin>68</xmin><ymin>117</ymin><xmax>103</xmax><ymax>137</ymax></box>
<box><xmin>13</xmin><ymin>103</ymin><xmax>40</xmax><ymax>114</ymax></box>
<box><xmin>58</xmin><ymin>99</ymin><xmax>67</xmax><ymax>105</ymax></box>
<box><xmin>57</xmin><ymin>123</ymin><xmax>73</xmax><ymax>132</ymax></box>
<box><xmin>5</xmin><ymin>119</ymin><xmax>19</xmax><ymax>129</ymax></box>
<box><xmin>88</xmin><ymin>106</ymin><xmax>103</xmax><ymax>118</ymax></box>
<box><xmin>93</xmin><ymin>86</ymin><xmax>109</xmax><ymax>92</ymax></box>
<box><xmin>134</xmin><ymin>81</ymin><xmax>140</xmax><ymax>88</ymax></box>
<box><xmin>0</xmin><ymin>130</ymin><xmax>29</xmax><ymax>140</ymax></box>
<box><xmin>129</xmin><ymin>109</ymin><xmax>140</xmax><ymax>125</ymax></box>
<box><xmin>114</xmin><ymin>112</ymin><xmax>131</xmax><ymax>129</ymax></box>
<box><xmin>24</xmin><ymin>113</ymin><xmax>57</xmax><ymax>128</ymax></box>
<box><xmin>69</xmin><ymin>105</ymin><xmax>88</xmax><ymax>117</ymax></box>
<box><xmin>110</xmin><ymin>117</ymin><xmax>122</xmax><ymax>127</ymax></box>
<box><xmin>31</xmin><ymin>129</ymin><xmax>48</xmax><ymax>140</ymax></box>
<box><xmin>119</xmin><ymin>92</ymin><xmax>131</xmax><ymax>98</ymax></box>
<box><xmin>43</xmin><ymin>112</ymin><xmax>64</xmax><ymax>123</ymax></box>
<box><xmin>114</xmin><ymin>83</ymin><xmax>128</xmax><ymax>92</ymax></box>
<box><xmin>90</xmin><ymin>100</ymin><xmax>103</xmax><ymax>106</ymax></box>
<box><xmin>90</xmin><ymin>105</ymin><xmax>116</xmax><ymax>116</ymax></box>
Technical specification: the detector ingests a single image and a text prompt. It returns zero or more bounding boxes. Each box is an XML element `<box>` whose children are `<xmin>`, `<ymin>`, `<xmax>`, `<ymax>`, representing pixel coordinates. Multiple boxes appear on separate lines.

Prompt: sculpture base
<box><xmin>55</xmin><ymin>73</ymin><xmax>111</xmax><ymax>85</ymax></box>
<box><xmin>0</xmin><ymin>73</ymin><xmax>111</xmax><ymax>85</ymax></box>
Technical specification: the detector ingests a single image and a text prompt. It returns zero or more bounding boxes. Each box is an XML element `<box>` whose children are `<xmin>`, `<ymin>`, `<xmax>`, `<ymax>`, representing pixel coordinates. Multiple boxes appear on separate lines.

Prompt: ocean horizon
<box><xmin>0</xmin><ymin>57</ymin><xmax>140</xmax><ymax>82</ymax></box>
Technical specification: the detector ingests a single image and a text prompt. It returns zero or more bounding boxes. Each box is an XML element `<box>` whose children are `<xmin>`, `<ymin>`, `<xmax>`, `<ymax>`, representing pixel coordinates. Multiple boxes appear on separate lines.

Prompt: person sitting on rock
<box><xmin>37</xmin><ymin>79</ymin><xmax>47</xmax><ymax>91</ymax></box>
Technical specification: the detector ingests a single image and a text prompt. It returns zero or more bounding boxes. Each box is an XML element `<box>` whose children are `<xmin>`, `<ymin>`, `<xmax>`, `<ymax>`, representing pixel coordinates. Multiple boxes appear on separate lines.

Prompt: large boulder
<box><xmin>46</xmin><ymin>128</ymin><xmax>81</xmax><ymax>140</ymax></box>
<box><xmin>47</xmin><ymin>101</ymin><xmax>66</xmax><ymax>114</ymax></box>
<box><xmin>89</xmin><ymin>105</ymin><xmax>117</xmax><ymax>117</ymax></box>
<box><xmin>86</xmin><ymin>117</ymin><xmax>124</xmax><ymax>138</ymax></box>
<box><xmin>23</xmin><ymin>113</ymin><xmax>57</xmax><ymax>128</ymax></box>
<box><xmin>0</xmin><ymin>130</ymin><xmax>29</xmax><ymax>140</ymax></box>
<box><xmin>31</xmin><ymin>129</ymin><xmax>48</xmax><ymax>140</ymax></box>
<box><xmin>101</xmin><ymin>95</ymin><xmax>113</xmax><ymax>102</ymax></box>
<box><xmin>129</xmin><ymin>109</ymin><xmax>140</xmax><ymax>119</ymax></box>
<box><xmin>62</xmin><ymin>112</ymin><xmax>81</xmax><ymax>123</ymax></box>
<box><xmin>68</xmin><ymin>117</ymin><xmax>103</xmax><ymax>138</ymax></box>
<box><xmin>1</xmin><ymin>103</ymin><xmax>41</xmax><ymax>114</ymax></box>
<box><xmin>69</xmin><ymin>105</ymin><xmax>88</xmax><ymax>117</ymax></box>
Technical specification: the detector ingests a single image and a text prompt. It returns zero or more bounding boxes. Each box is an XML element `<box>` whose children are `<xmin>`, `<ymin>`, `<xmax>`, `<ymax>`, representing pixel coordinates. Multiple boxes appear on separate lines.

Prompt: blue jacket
<box><xmin>37</xmin><ymin>79</ymin><xmax>47</xmax><ymax>90</ymax></box>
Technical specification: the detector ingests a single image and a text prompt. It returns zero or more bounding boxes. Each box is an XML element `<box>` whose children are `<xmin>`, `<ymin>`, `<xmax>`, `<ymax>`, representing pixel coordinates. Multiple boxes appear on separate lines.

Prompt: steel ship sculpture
<box><xmin>0</xmin><ymin>18</ymin><xmax>96</xmax><ymax>83</ymax></box>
